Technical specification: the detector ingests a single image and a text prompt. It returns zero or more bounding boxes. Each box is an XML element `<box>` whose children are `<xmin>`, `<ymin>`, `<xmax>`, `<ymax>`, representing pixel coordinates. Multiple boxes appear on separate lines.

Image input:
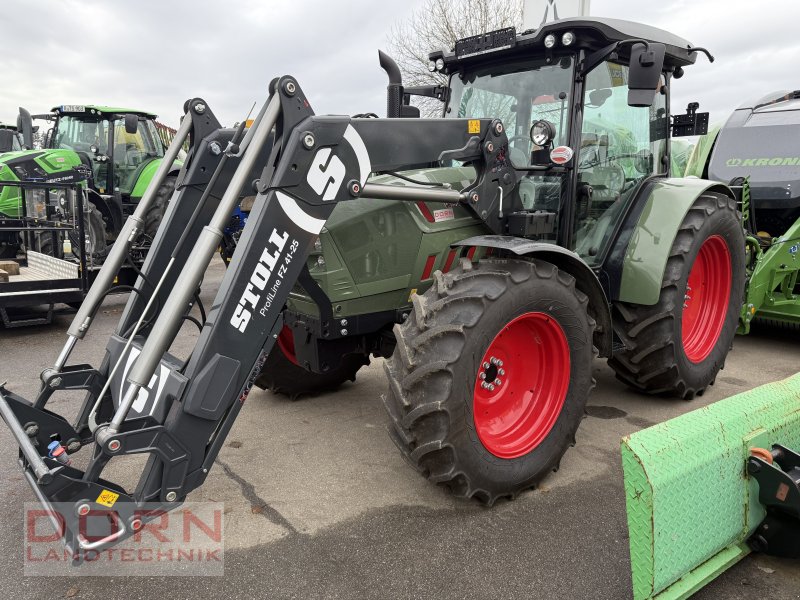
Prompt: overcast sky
<box><xmin>2</xmin><ymin>0</ymin><xmax>799</xmax><ymax>130</ymax></box>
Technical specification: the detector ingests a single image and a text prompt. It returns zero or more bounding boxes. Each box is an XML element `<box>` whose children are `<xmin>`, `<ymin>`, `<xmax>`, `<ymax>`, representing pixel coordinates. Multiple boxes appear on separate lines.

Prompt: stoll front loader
<box><xmin>0</xmin><ymin>17</ymin><xmax>741</xmax><ymax>559</ymax></box>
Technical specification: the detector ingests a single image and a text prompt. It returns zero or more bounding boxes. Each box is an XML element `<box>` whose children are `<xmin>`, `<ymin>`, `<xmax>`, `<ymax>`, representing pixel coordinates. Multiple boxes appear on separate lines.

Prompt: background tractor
<box><xmin>0</xmin><ymin>104</ymin><xmax>181</xmax><ymax>260</ymax></box>
<box><xmin>253</xmin><ymin>18</ymin><xmax>746</xmax><ymax>502</ymax></box>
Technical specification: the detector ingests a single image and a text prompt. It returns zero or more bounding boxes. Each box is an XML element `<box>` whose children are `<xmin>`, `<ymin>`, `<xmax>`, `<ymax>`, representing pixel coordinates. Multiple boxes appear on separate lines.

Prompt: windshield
<box><xmin>0</xmin><ymin>130</ymin><xmax>21</xmax><ymax>152</ymax></box>
<box><xmin>446</xmin><ymin>56</ymin><xmax>575</xmax><ymax>244</ymax></box>
<box><xmin>53</xmin><ymin>114</ymin><xmax>165</xmax><ymax>195</ymax></box>
<box><xmin>447</xmin><ymin>56</ymin><xmax>574</xmax><ymax>166</ymax></box>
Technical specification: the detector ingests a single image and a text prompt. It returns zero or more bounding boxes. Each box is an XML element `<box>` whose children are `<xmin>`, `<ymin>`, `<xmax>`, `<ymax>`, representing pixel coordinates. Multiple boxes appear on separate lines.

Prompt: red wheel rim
<box><xmin>681</xmin><ymin>235</ymin><xmax>732</xmax><ymax>363</ymax></box>
<box><xmin>473</xmin><ymin>312</ymin><xmax>571</xmax><ymax>459</ymax></box>
<box><xmin>277</xmin><ymin>326</ymin><xmax>299</xmax><ymax>366</ymax></box>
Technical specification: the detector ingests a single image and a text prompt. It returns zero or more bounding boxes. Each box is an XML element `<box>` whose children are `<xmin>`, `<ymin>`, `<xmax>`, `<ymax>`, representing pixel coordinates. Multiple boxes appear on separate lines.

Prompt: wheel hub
<box><xmin>478</xmin><ymin>357</ymin><xmax>506</xmax><ymax>392</ymax></box>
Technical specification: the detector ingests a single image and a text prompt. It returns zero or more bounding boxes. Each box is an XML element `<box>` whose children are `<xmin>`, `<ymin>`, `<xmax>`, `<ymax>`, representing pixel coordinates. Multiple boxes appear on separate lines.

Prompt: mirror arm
<box><xmin>404</xmin><ymin>85</ymin><xmax>450</xmax><ymax>103</ymax></box>
<box><xmin>578</xmin><ymin>38</ymin><xmax>651</xmax><ymax>78</ymax></box>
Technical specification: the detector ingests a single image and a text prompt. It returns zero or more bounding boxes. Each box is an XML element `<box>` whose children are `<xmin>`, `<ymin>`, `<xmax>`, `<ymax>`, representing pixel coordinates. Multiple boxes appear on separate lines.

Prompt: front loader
<box><xmin>0</xmin><ymin>71</ymin><xmax>528</xmax><ymax>559</ymax></box>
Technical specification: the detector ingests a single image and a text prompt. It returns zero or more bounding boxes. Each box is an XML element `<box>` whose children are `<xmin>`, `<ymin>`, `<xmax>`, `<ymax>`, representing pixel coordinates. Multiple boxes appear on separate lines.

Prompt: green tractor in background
<box><xmin>252</xmin><ymin>18</ymin><xmax>747</xmax><ymax>503</ymax></box>
<box><xmin>0</xmin><ymin>104</ymin><xmax>181</xmax><ymax>258</ymax></box>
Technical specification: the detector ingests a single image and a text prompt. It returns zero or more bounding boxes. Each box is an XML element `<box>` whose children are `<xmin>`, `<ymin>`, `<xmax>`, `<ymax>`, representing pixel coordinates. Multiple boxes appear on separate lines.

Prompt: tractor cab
<box><xmin>41</xmin><ymin>105</ymin><xmax>166</xmax><ymax>199</ymax></box>
<box><xmin>413</xmin><ymin>18</ymin><xmax>710</xmax><ymax>266</ymax></box>
<box><xmin>0</xmin><ymin>124</ymin><xmax>22</xmax><ymax>153</ymax></box>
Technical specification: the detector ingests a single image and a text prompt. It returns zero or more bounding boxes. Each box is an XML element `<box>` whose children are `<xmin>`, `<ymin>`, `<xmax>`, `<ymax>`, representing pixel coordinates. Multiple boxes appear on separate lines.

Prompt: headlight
<box><xmin>562</xmin><ymin>32</ymin><xmax>575</xmax><ymax>46</ymax></box>
<box><xmin>428</xmin><ymin>61</ymin><xmax>436</xmax><ymax>72</ymax></box>
<box><xmin>544</xmin><ymin>34</ymin><xmax>556</xmax><ymax>49</ymax></box>
<box><xmin>435</xmin><ymin>58</ymin><xmax>445</xmax><ymax>71</ymax></box>
<box><xmin>530</xmin><ymin>120</ymin><xmax>556</xmax><ymax>147</ymax></box>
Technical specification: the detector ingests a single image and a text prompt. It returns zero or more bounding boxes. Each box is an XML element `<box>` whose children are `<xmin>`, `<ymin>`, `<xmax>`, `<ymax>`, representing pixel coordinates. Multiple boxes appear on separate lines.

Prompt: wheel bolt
<box><xmin>495</xmin><ymin>378</ymin><xmax>502</xmax><ymax>386</ymax></box>
<box><xmin>479</xmin><ymin>373</ymin><xmax>486</xmax><ymax>380</ymax></box>
<box><xmin>490</xmin><ymin>357</ymin><xmax>498</xmax><ymax>365</ymax></box>
<box><xmin>498</xmin><ymin>368</ymin><xmax>505</xmax><ymax>376</ymax></box>
<box><xmin>483</xmin><ymin>362</ymin><xmax>490</xmax><ymax>369</ymax></box>
<box><xmin>487</xmin><ymin>384</ymin><xmax>495</xmax><ymax>391</ymax></box>
<box><xmin>497</xmin><ymin>360</ymin><xmax>503</xmax><ymax>367</ymax></box>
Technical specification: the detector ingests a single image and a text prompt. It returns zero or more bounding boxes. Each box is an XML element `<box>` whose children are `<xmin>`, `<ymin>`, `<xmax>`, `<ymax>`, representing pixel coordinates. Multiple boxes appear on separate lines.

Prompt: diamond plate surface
<box><xmin>622</xmin><ymin>373</ymin><xmax>800</xmax><ymax>599</ymax></box>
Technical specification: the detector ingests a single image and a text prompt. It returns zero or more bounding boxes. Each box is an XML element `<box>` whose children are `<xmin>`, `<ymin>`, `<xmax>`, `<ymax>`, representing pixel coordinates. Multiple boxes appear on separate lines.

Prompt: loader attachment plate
<box><xmin>622</xmin><ymin>373</ymin><xmax>800</xmax><ymax>599</ymax></box>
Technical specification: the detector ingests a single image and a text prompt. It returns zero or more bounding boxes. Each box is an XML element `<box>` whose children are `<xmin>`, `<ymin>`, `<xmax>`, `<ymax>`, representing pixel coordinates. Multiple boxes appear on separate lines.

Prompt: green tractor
<box><xmin>0</xmin><ymin>105</ymin><xmax>181</xmax><ymax>258</ymax></box>
<box><xmin>253</xmin><ymin>18</ymin><xmax>746</xmax><ymax>502</ymax></box>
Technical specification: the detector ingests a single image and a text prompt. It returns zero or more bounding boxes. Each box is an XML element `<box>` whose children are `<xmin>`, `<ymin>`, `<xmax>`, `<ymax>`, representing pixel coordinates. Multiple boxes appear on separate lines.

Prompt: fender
<box><xmin>87</xmin><ymin>189</ymin><xmax>122</xmax><ymax>236</ymax></box>
<box><xmin>129</xmin><ymin>157</ymin><xmax>184</xmax><ymax>199</ymax></box>
<box><xmin>683</xmin><ymin>123</ymin><xmax>721</xmax><ymax>178</ymax></box>
<box><xmin>452</xmin><ymin>235</ymin><xmax>613</xmax><ymax>357</ymax></box>
<box><xmin>608</xmin><ymin>177</ymin><xmax>735</xmax><ymax>306</ymax></box>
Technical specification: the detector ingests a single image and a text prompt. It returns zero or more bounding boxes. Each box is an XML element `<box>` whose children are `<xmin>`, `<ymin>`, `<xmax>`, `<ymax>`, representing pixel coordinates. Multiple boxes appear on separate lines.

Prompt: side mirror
<box><xmin>627</xmin><ymin>42</ymin><xmax>666</xmax><ymax>107</ymax></box>
<box><xmin>124</xmin><ymin>113</ymin><xmax>139</xmax><ymax>135</ymax></box>
<box><xmin>16</xmin><ymin>107</ymin><xmax>34</xmax><ymax>150</ymax></box>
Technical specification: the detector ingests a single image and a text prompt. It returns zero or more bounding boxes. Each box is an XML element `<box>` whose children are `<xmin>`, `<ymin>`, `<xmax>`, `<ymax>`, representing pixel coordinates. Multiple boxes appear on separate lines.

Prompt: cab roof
<box><xmin>432</xmin><ymin>17</ymin><xmax>699</xmax><ymax>72</ymax></box>
<box><xmin>50</xmin><ymin>105</ymin><xmax>158</xmax><ymax>118</ymax></box>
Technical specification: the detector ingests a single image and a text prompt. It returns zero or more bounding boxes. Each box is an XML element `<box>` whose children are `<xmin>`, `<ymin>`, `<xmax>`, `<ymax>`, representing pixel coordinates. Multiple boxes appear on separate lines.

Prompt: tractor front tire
<box><xmin>609</xmin><ymin>191</ymin><xmax>745</xmax><ymax>399</ymax></box>
<box><xmin>383</xmin><ymin>258</ymin><xmax>595</xmax><ymax>505</ymax></box>
<box><xmin>143</xmin><ymin>175</ymin><xmax>177</xmax><ymax>239</ymax></box>
<box><xmin>254</xmin><ymin>326</ymin><xmax>369</xmax><ymax>398</ymax></box>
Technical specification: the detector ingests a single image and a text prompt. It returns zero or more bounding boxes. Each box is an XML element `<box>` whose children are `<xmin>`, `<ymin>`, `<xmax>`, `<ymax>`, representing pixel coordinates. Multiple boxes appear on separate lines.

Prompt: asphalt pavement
<box><xmin>1</xmin><ymin>260</ymin><xmax>799</xmax><ymax>599</ymax></box>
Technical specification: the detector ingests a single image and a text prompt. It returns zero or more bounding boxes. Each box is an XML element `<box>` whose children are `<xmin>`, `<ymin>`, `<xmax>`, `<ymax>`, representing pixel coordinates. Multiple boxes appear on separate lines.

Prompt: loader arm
<box><xmin>0</xmin><ymin>76</ymin><xmax>515</xmax><ymax>561</ymax></box>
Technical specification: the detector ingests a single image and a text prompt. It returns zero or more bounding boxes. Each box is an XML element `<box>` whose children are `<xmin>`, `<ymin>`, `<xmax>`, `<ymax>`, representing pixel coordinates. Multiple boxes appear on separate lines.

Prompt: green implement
<box><xmin>622</xmin><ymin>373</ymin><xmax>800</xmax><ymax>599</ymax></box>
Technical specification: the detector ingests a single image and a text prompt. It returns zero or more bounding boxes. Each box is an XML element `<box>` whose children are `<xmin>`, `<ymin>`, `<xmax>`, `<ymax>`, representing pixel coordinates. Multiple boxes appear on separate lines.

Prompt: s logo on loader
<box><xmin>307</xmin><ymin>147</ymin><xmax>346</xmax><ymax>201</ymax></box>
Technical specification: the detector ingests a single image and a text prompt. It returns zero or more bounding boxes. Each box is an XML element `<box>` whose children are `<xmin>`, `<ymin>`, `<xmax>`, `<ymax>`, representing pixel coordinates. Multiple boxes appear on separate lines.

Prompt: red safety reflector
<box><xmin>421</xmin><ymin>254</ymin><xmax>437</xmax><ymax>280</ymax></box>
<box><xmin>443</xmin><ymin>249</ymin><xmax>457</xmax><ymax>273</ymax></box>
<box><xmin>416</xmin><ymin>201</ymin><xmax>435</xmax><ymax>223</ymax></box>
<box><xmin>466</xmin><ymin>246</ymin><xmax>477</xmax><ymax>260</ymax></box>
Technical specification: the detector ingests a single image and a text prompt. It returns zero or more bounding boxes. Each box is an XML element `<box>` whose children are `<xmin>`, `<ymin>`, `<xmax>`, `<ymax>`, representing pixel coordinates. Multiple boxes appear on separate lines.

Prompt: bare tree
<box><xmin>387</xmin><ymin>0</ymin><xmax>523</xmax><ymax>115</ymax></box>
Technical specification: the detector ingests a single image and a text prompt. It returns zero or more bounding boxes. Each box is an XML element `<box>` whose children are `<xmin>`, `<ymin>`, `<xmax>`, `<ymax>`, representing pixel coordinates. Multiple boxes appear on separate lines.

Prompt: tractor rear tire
<box><xmin>143</xmin><ymin>175</ymin><xmax>177</xmax><ymax>240</ymax></box>
<box><xmin>383</xmin><ymin>258</ymin><xmax>595</xmax><ymax>505</ymax></box>
<box><xmin>608</xmin><ymin>191</ymin><xmax>745</xmax><ymax>399</ymax></box>
<box><xmin>254</xmin><ymin>326</ymin><xmax>369</xmax><ymax>398</ymax></box>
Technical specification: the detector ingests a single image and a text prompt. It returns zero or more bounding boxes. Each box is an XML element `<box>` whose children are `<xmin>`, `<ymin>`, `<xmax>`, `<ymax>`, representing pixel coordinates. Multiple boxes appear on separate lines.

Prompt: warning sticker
<box><xmin>408</xmin><ymin>288</ymin><xmax>418</xmax><ymax>302</ymax></box>
<box><xmin>96</xmin><ymin>489</ymin><xmax>120</xmax><ymax>507</ymax></box>
<box><xmin>433</xmin><ymin>207</ymin><xmax>455</xmax><ymax>222</ymax></box>
<box><xmin>468</xmin><ymin>120</ymin><xmax>480</xmax><ymax>134</ymax></box>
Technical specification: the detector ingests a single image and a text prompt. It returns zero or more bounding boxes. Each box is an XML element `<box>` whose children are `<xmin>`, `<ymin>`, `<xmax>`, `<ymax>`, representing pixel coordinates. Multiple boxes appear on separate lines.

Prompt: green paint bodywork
<box><xmin>129</xmin><ymin>157</ymin><xmax>183</xmax><ymax>199</ymax></box>
<box><xmin>683</xmin><ymin>124</ymin><xmax>721</xmax><ymax>178</ymax></box>
<box><xmin>0</xmin><ymin>149</ymin><xmax>83</xmax><ymax>217</ymax></box>
<box><xmin>619</xmin><ymin>177</ymin><xmax>732</xmax><ymax>305</ymax></box>
<box><xmin>669</xmin><ymin>139</ymin><xmax>694</xmax><ymax>178</ymax></box>
<box><xmin>622</xmin><ymin>372</ymin><xmax>800</xmax><ymax>599</ymax></box>
<box><xmin>739</xmin><ymin>214</ymin><xmax>800</xmax><ymax>333</ymax></box>
<box><xmin>287</xmin><ymin>167</ymin><xmax>488</xmax><ymax>317</ymax></box>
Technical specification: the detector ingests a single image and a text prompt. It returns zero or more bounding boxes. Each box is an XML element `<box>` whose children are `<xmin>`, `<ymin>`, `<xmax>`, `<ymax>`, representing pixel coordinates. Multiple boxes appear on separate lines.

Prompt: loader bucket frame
<box><xmin>622</xmin><ymin>372</ymin><xmax>800</xmax><ymax>599</ymax></box>
<box><xmin>0</xmin><ymin>76</ymin><xmax>516</xmax><ymax>561</ymax></box>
